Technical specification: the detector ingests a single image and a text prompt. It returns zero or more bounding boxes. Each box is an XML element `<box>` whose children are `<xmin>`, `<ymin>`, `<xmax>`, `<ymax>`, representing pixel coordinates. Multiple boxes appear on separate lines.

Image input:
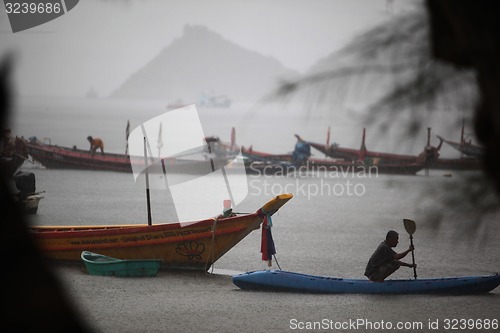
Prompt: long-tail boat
<box><xmin>437</xmin><ymin>119</ymin><xmax>484</xmax><ymax>158</ymax></box>
<box><xmin>25</xmin><ymin>136</ymin><xmax>238</xmax><ymax>174</ymax></box>
<box><xmin>241</xmin><ymin>146</ymin><xmax>293</xmax><ymax>164</ymax></box>
<box><xmin>301</xmin><ymin>127</ymin><xmax>482</xmax><ymax>171</ymax></box>
<box><xmin>30</xmin><ymin>193</ymin><xmax>293</xmax><ymax>271</ymax></box>
<box><xmin>297</xmin><ymin>129</ymin><xmax>424</xmax><ymax>165</ymax></box>
<box><xmin>302</xmin><ymin>158</ymin><xmax>423</xmax><ymax>175</ymax></box>
<box><xmin>423</xmin><ymin>125</ymin><xmax>481</xmax><ymax>170</ymax></box>
<box><xmin>242</xmin><ymin>138</ymin><xmax>423</xmax><ymax>175</ymax></box>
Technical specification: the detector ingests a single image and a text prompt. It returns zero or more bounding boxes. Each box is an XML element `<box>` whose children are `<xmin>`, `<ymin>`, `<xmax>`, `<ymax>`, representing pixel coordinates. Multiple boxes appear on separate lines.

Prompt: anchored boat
<box><xmin>232</xmin><ymin>270</ymin><xmax>500</xmax><ymax>294</ymax></box>
<box><xmin>25</xmin><ymin>136</ymin><xmax>238</xmax><ymax>174</ymax></box>
<box><xmin>242</xmin><ymin>139</ymin><xmax>423</xmax><ymax>175</ymax></box>
<box><xmin>297</xmin><ymin>130</ymin><xmax>422</xmax><ymax>165</ymax></box>
<box><xmin>30</xmin><ymin>194</ymin><xmax>293</xmax><ymax>271</ymax></box>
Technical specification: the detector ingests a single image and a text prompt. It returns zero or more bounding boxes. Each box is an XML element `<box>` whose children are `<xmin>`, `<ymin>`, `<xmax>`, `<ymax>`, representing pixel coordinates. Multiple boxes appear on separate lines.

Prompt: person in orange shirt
<box><xmin>87</xmin><ymin>136</ymin><xmax>104</xmax><ymax>155</ymax></box>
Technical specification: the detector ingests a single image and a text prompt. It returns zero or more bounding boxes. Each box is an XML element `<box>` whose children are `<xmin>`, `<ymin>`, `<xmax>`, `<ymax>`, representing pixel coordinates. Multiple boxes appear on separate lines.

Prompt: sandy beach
<box><xmin>55</xmin><ymin>262</ymin><xmax>499</xmax><ymax>333</ymax></box>
<box><xmin>56</xmin><ymin>265</ymin><xmax>249</xmax><ymax>333</ymax></box>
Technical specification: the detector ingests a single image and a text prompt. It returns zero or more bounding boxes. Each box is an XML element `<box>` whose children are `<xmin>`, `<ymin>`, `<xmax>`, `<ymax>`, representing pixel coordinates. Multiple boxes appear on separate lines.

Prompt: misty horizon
<box><xmin>0</xmin><ymin>0</ymin><xmax>417</xmax><ymax>98</ymax></box>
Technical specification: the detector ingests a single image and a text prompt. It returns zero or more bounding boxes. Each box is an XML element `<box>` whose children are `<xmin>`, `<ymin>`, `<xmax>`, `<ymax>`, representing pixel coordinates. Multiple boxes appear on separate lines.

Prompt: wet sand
<box><xmin>57</xmin><ymin>265</ymin><xmax>281</xmax><ymax>332</ymax></box>
<box><xmin>57</xmin><ymin>264</ymin><xmax>499</xmax><ymax>333</ymax></box>
<box><xmin>26</xmin><ymin>168</ymin><xmax>500</xmax><ymax>332</ymax></box>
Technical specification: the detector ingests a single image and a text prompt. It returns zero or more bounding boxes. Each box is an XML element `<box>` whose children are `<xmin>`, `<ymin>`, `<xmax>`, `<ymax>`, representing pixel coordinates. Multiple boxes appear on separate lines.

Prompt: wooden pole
<box><xmin>144</xmin><ymin>137</ymin><xmax>152</xmax><ymax>226</ymax></box>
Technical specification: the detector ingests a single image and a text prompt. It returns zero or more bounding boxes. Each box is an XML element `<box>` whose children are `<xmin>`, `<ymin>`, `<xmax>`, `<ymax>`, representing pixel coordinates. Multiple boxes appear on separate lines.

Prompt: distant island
<box><xmin>110</xmin><ymin>25</ymin><xmax>298</xmax><ymax>104</ymax></box>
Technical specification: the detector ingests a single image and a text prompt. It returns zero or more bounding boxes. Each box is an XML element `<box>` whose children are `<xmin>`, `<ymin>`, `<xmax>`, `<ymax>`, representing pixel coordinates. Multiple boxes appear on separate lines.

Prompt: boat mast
<box><xmin>125</xmin><ymin>120</ymin><xmax>130</xmax><ymax>155</ymax></box>
<box><xmin>143</xmin><ymin>137</ymin><xmax>153</xmax><ymax>226</ymax></box>
<box><xmin>359</xmin><ymin>128</ymin><xmax>367</xmax><ymax>161</ymax></box>
<box><xmin>460</xmin><ymin>118</ymin><xmax>465</xmax><ymax>145</ymax></box>
<box><xmin>325</xmin><ymin>126</ymin><xmax>330</xmax><ymax>158</ymax></box>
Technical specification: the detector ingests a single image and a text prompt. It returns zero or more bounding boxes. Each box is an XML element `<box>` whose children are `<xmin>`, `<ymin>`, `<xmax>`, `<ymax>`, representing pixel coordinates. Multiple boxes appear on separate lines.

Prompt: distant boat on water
<box><xmin>25</xmin><ymin>136</ymin><xmax>238</xmax><ymax>174</ymax></box>
<box><xmin>242</xmin><ymin>136</ymin><xmax>423</xmax><ymax>175</ymax></box>
<box><xmin>166</xmin><ymin>101</ymin><xmax>190</xmax><ymax>110</ymax></box>
<box><xmin>300</xmin><ymin>126</ymin><xmax>482</xmax><ymax>171</ymax></box>
<box><xmin>241</xmin><ymin>146</ymin><xmax>293</xmax><ymax>164</ymax></box>
<box><xmin>297</xmin><ymin>129</ymin><xmax>426</xmax><ymax>166</ymax></box>
<box><xmin>198</xmin><ymin>93</ymin><xmax>232</xmax><ymax>108</ymax></box>
<box><xmin>437</xmin><ymin>119</ymin><xmax>484</xmax><ymax>158</ymax></box>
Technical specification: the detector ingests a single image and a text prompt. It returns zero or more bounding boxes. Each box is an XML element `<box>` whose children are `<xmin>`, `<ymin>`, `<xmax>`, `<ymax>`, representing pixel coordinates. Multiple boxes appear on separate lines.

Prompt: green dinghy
<box><xmin>81</xmin><ymin>251</ymin><xmax>162</xmax><ymax>277</ymax></box>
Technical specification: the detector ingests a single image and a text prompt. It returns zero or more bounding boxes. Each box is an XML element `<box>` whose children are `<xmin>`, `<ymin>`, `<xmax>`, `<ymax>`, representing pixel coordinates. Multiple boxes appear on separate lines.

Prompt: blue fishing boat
<box><xmin>232</xmin><ymin>270</ymin><xmax>500</xmax><ymax>294</ymax></box>
<box><xmin>81</xmin><ymin>251</ymin><xmax>162</xmax><ymax>277</ymax></box>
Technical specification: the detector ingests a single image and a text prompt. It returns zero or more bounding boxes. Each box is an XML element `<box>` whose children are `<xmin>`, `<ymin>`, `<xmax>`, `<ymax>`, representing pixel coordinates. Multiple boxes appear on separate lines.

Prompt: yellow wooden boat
<box><xmin>30</xmin><ymin>194</ymin><xmax>293</xmax><ymax>271</ymax></box>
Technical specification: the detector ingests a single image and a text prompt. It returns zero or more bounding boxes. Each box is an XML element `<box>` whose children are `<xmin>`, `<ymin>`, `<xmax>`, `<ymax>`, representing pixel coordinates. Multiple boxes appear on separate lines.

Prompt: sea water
<box><xmin>12</xmin><ymin>97</ymin><xmax>500</xmax><ymax>332</ymax></box>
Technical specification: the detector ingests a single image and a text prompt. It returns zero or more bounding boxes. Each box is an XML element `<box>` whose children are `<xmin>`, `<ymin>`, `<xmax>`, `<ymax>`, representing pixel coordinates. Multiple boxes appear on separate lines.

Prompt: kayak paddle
<box><xmin>403</xmin><ymin>218</ymin><xmax>417</xmax><ymax>279</ymax></box>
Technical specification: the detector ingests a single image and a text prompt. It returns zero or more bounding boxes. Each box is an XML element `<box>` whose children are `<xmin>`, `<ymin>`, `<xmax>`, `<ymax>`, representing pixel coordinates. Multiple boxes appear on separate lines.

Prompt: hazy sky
<box><xmin>0</xmin><ymin>0</ymin><xmax>417</xmax><ymax>97</ymax></box>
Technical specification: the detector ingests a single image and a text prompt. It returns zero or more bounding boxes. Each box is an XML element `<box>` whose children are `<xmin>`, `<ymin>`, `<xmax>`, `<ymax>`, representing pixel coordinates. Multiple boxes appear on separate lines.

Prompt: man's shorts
<box><xmin>369</xmin><ymin>261</ymin><xmax>401</xmax><ymax>281</ymax></box>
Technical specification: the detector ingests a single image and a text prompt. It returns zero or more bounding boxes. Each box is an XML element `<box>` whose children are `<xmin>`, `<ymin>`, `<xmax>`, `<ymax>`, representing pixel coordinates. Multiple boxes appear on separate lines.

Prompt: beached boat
<box><xmin>81</xmin><ymin>251</ymin><xmax>162</xmax><ymax>277</ymax></box>
<box><xmin>30</xmin><ymin>193</ymin><xmax>293</xmax><ymax>271</ymax></box>
<box><xmin>25</xmin><ymin>138</ymin><xmax>236</xmax><ymax>174</ymax></box>
<box><xmin>232</xmin><ymin>270</ymin><xmax>500</xmax><ymax>294</ymax></box>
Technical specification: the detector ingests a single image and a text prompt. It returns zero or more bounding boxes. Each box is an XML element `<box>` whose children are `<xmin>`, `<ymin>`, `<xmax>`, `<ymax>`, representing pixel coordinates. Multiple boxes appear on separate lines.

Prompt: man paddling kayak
<box><xmin>365</xmin><ymin>230</ymin><xmax>416</xmax><ymax>282</ymax></box>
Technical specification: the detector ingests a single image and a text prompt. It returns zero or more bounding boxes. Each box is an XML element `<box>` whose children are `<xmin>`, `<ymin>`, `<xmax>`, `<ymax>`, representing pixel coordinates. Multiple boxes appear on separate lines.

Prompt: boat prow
<box><xmin>260</xmin><ymin>193</ymin><xmax>293</xmax><ymax>215</ymax></box>
<box><xmin>232</xmin><ymin>270</ymin><xmax>500</xmax><ymax>295</ymax></box>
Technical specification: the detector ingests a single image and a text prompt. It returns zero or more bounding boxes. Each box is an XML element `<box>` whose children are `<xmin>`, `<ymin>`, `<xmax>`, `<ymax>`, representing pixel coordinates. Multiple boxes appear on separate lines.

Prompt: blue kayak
<box><xmin>232</xmin><ymin>270</ymin><xmax>500</xmax><ymax>294</ymax></box>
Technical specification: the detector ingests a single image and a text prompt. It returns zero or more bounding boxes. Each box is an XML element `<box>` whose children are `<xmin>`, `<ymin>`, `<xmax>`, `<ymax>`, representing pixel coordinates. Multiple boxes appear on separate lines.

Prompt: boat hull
<box><xmin>308</xmin><ymin>141</ymin><xmax>418</xmax><ymax>164</ymax></box>
<box><xmin>441</xmin><ymin>138</ymin><xmax>484</xmax><ymax>158</ymax></box>
<box><xmin>20</xmin><ymin>194</ymin><xmax>44</xmax><ymax>214</ymax></box>
<box><xmin>429</xmin><ymin>157</ymin><xmax>481</xmax><ymax>170</ymax></box>
<box><xmin>27</xmin><ymin>141</ymin><xmax>134</xmax><ymax>172</ymax></box>
<box><xmin>232</xmin><ymin>270</ymin><xmax>500</xmax><ymax>294</ymax></box>
<box><xmin>242</xmin><ymin>147</ymin><xmax>422</xmax><ymax>175</ymax></box>
<box><xmin>30</xmin><ymin>194</ymin><xmax>293</xmax><ymax>271</ymax></box>
<box><xmin>26</xmin><ymin>141</ymin><xmax>234</xmax><ymax>174</ymax></box>
<box><xmin>305</xmin><ymin>159</ymin><xmax>423</xmax><ymax>175</ymax></box>
<box><xmin>309</xmin><ymin>140</ymin><xmax>481</xmax><ymax>171</ymax></box>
